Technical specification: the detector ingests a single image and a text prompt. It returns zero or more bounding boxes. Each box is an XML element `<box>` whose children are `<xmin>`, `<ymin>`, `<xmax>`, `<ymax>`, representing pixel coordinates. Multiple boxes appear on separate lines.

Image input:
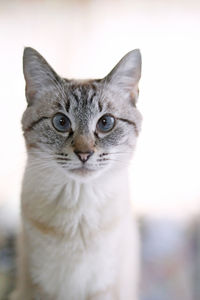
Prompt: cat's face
<box><xmin>22</xmin><ymin>48</ymin><xmax>142</xmax><ymax>181</ymax></box>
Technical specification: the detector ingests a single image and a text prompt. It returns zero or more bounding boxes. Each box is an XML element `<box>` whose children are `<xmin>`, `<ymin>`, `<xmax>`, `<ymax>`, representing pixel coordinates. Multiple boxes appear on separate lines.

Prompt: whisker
<box><xmin>56</xmin><ymin>158</ymin><xmax>71</xmax><ymax>161</ymax></box>
<box><xmin>104</xmin><ymin>158</ymin><xmax>130</xmax><ymax>166</ymax></box>
<box><xmin>57</xmin><ymin>162</ymin><xmax>68</xmax><ymax>166</ymax></box>
<box><xmin>97</xmin><ymin>158</ymin><xmax>109</xmax><ymax>162</ymax></box>
<box><xmin>28</xmin><ymin>164</ymin><xmax>54</xmax><ymax>172</ymax></box>
<box><xmin>27</xmin><ymin>152</ymin><xmax>71</xmax><ymax>164</ymax></box>
<box><xmin>108</xmin><ymin>152</ymin><xmax>133</xmax><ymax>155</ymax></box>
<box><xmin>55</xmin><ymin>152</ymin><xmax>68</xmax><ymax>157</ymax></box>
<box><xmin>99</xmin><ymin>151</ymin><xmax>133</xmax><ymax>157</ymax></box>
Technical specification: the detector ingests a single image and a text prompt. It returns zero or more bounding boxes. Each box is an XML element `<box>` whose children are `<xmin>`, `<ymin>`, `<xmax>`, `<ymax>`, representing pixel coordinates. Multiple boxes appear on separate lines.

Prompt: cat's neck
<box><xmin>21</xmin><ymin>159</ymin><xmax>132</xmax><ymax>238</ymax></box>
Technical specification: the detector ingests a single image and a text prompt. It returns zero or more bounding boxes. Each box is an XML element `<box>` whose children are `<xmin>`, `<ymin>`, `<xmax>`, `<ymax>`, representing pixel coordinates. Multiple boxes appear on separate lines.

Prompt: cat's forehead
<box><xmin>64</xmin><ymin>80</ymin><xmax>102</xmax><ymax>107</ymax></box>
<box><xmin>67</xmin><ymin>80</ymin><xmax>100</xmax><ymax>96</ymax></box>
<box><xmin>62</xmin><ymin>79</ymin><xmax>118</xmax><ymax>113</ymax></box>
<box><xmin>61</xmin><ymin>79</ymin><xmax>108</xmax><ymax>117</ymax></box>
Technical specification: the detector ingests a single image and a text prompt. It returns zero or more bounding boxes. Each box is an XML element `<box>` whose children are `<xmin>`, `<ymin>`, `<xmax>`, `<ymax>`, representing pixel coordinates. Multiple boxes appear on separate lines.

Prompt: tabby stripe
<box><xmin>98</xmin><ymin>101</ymin><xmax>103</xmax><ymax>112</ymax></box>
<box><xmin>65</xmin><ymin>100</ymin><xmax>70</xmax><ymax>112</ymax></box>
<box><xmin>89</xmin><ymin>91</ymin><xmax>96</xmax><ymax>104</ymax></box>
<box><xmin>25</xmin><ymin>117</ymin><xmax>49</xmax><ymax>132</ymax></box>
<box><xmin>73</xmin><ymin>93</ymin><xmax>79</xmax><ymax>104</ymax></box>
<box><xmin>117</xmin><ymin>118</ymin><xmax>138</xmax><ymax>135</ymax></box>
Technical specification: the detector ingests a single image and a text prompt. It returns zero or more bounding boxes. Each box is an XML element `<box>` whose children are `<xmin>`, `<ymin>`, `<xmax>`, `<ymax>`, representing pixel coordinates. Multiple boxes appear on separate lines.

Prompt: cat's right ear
<box><xmin>23</xmin><ymin>47</ymin><xmax>61</xmax><ymax>104</ymax></box>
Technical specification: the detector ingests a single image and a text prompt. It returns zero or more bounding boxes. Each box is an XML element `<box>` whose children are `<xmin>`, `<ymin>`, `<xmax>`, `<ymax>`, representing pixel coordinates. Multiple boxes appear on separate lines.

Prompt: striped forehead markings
<box><xmin>68</xmin><ymin>83</ymin><xmax>101</xmax><ymax>109</ymax></box>
<box><xmin>65</xmin><ymin>100</ymin><xmax>70</xmax><ymax>112</ymax></box>
<box><xmin>72</xmin><ymin>92</ymin><xmax>80</xmax><ymax>104</ymax></box>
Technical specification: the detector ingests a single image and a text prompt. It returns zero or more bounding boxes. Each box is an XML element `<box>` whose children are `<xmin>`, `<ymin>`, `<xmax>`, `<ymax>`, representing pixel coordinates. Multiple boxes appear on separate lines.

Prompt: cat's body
<box><xmin>11</xmin><ymin>48</ymin><xmax>142</xmax><ymax>300</ymax></box>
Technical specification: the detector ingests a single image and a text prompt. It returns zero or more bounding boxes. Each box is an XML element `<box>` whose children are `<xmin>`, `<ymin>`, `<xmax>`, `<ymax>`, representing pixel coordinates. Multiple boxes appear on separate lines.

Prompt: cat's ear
<box><xmin>104</xmin><ymin>49</ymin><xmax>141</xmax><ymax>104</ymax></box>
<box><xmin>23</xmin><ymin>47</ymin><xmax>61</xmax><ymax>104</ymax></box>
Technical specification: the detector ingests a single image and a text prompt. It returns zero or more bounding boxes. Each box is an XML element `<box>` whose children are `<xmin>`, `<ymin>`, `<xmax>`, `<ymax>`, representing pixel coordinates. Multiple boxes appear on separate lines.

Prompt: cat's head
<box><xmin>22</xmin><ymin>47</ymin><xmax>142</xmax><ymax>181</ymax></box>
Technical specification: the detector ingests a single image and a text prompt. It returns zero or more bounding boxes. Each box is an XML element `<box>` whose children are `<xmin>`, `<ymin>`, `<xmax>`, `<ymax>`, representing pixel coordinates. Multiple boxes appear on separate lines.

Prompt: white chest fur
<box><xmin>18</xmin><ymin>163</ymin><xmax>139</xmax><ymax>300</ymax></box>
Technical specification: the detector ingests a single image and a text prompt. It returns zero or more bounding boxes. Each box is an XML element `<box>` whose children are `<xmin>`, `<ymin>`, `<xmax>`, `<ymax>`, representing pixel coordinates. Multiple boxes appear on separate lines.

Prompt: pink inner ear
<box><xmin>25</xmin><ymin>84</ymin><xmax>37</xmax><ymax>103</ymax></box>
<box><xmin>130</xmin><ymin>87</ymin><xmax>139</xmax><ymax>105</ymax></box>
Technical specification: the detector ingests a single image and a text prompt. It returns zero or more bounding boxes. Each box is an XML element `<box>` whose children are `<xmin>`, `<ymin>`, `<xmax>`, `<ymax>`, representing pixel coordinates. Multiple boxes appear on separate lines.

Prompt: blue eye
<box><xmin>97</xmin><ymin>114</ymin><xmax>115</xmax><ymax>133</ymax></box>
<box><xmin>52</xmin><ymin>113</ymin><xmax>71</xmax><ymax>132</ymax></box>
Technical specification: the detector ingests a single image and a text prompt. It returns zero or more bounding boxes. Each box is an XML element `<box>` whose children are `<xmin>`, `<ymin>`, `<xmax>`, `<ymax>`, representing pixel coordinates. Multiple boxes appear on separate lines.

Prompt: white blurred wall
<box><xmin>0</xmin><ymin>0</ymin><xmax>200</xmax><ymax>227</ymax></box>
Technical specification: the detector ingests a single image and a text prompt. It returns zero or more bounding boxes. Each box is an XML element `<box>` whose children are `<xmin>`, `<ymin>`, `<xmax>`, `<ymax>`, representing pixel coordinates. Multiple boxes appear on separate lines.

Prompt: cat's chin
<box><xmin>70</xmin><ymin>167</ymin><xmax>95</xmax><ymax>175</ymax></box>
<box><xmin>66</xmin><ymin>166</ymin><xmax>106</xmax><ymax>182</ymax></box>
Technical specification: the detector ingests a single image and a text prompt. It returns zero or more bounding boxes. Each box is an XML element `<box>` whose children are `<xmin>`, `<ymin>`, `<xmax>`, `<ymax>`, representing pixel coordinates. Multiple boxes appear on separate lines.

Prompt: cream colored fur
<box><xmin>11</xmin><ymin>157</ymin><xmax>139</xmax><ymax>300</ymax></box>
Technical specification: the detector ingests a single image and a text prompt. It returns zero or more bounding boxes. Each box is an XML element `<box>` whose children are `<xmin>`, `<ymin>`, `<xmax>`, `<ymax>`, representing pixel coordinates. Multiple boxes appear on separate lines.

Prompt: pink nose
<box><xmin>74</xmin><ymin>151</ymin><xmax>94</xmax><ymax>163</ymax></box>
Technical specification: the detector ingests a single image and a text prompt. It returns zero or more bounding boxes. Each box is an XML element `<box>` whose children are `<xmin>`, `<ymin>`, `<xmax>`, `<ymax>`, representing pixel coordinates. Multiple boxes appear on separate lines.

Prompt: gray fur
<box><xmin>22</xmin><ymin>47</ymin><xmax>142</xmax><ymax>178</ymax></box>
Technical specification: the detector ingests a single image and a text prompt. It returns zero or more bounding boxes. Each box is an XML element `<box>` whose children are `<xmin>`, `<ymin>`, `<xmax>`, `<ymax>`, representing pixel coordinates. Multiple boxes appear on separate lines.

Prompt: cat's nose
<box><xmin>74</xmin><ymin>151</ymin><xmax>94</xmax><ymax>163</ymax></box>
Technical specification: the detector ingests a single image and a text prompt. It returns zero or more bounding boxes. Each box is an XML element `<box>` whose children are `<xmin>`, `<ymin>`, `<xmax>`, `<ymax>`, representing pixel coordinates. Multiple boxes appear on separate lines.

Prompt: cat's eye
<box><xmin>97</xmin><ymin>114</ymin><xmax>115</xmax><ymax>133</ymax></box>
<box><xmin>52</xmin><ymin>113</ymin><xmax>71</xmax><ymax>132</ymax></box>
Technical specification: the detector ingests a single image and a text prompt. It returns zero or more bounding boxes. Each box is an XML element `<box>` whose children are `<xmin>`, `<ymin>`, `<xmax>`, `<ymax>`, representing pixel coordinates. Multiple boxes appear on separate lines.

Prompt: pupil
<box><xmin>102</xmin><ymin>118</ymin><xmax>107</xmax><ymax>125</ymax></box>
<box><xmin>59</xmin><ymin>117</ymin><xmax>66</xmax><ymax>126</ymax></box>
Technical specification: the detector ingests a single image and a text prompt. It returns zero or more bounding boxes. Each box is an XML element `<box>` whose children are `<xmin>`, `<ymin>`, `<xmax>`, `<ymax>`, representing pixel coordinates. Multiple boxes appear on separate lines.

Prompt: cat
<box><xmin>11</xmin><ymin>47</ymin><xmax>142</xmax><ymax>300</ymax></box>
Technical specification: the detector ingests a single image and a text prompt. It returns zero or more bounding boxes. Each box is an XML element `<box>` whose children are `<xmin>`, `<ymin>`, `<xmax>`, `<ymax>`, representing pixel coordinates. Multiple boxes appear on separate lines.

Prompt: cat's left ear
<box><xmin>104</xmin><ymin>49</ymin><xmax>141</xmax><ymax>104</ymax></box>
<box><xmin>23</xmin><ymin>47</ymin><xmax>61</xmax><ymax>104</ymax></box>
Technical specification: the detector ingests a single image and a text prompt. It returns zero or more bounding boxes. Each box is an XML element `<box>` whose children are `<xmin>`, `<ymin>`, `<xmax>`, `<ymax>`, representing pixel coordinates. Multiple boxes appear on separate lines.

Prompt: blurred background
<box><xmin>0</xmin><ymin>0</ymin><xmax>200</xmax><ymax>299</ymax></box>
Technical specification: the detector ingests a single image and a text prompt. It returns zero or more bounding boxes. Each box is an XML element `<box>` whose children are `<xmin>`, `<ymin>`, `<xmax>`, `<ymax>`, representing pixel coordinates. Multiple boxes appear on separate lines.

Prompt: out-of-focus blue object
<box><xmin>140</xmin><ymin>218</ymin><xmax>199</xmax><ymax>300</ymax></box>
